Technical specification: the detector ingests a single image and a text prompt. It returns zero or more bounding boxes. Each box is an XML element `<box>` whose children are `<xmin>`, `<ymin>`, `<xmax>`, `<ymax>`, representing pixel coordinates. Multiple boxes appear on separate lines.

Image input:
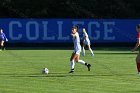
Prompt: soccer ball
<box><xmin>42</xmin><ymin>68</ymin><xmax>49</xmax><ymax>74</ymax></box>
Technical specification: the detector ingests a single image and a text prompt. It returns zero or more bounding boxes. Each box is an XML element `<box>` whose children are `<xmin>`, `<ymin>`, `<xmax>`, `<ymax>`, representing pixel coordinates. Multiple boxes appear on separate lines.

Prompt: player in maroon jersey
<box><xmin>132</xmin><ymin>24</ymin><xmax>140</xmax><ymax>74</ymax></box>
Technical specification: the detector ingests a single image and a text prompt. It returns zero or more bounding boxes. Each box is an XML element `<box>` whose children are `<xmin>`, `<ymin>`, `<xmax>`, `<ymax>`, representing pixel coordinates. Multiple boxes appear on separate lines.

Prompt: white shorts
<box><xmin>73</xmin><ymin>49</ymin><xmax>81</xmax><ymax>55</ymax></box>
<box><xmin>83</xmin><ymin>40</ymin><xmax>90</xmax><ymax>45</ymax></box>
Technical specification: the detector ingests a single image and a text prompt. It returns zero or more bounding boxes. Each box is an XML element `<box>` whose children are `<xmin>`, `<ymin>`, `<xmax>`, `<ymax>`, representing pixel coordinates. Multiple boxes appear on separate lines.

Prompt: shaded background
<box><xmin>0</xmin><ymin>0</ymin><xmax>140</xmax><ymax>18</ymax></box>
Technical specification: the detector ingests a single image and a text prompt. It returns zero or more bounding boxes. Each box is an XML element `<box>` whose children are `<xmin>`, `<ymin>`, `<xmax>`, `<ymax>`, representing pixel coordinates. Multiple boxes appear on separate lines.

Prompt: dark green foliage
<box><xmin>0</xmin><ymin>0</ymin><xmax>140</xmax><ymax>18</ymax></box>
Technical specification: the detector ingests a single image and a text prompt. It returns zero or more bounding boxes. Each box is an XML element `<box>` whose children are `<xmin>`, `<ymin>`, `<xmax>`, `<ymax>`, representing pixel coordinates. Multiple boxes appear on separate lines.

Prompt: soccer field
<box><xmin>0</xmin><ymin>48</ymin><xmax>140</xmax><ymax>93</ymax></box>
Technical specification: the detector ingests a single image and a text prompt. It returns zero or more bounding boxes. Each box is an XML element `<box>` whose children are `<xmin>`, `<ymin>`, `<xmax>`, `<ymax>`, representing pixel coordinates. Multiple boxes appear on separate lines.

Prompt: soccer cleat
<box><xmin>91</xmin><ymin>54</ymin><xmax>94</xmax><ymax>56</ymax></box>
<box><xmin>82</xmin><ymin>53</ymin><xmax>85</xmax><ymax>56</ymax></box>
<box><xmin>87</xmin><ymin>64</ymin><xmax>91</xmax><ymax>71</ymax></box>
<box><xmin>69</xmin><ymin>70</ymin><xmax>74</xmax><ymax>74</ymax></box>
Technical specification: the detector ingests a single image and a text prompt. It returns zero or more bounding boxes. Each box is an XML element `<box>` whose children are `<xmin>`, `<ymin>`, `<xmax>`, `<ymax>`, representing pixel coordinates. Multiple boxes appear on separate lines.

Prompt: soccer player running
<box><xmin>69</xmin><ymin>26</ymin><xmax>91</xmax><ymax>73</ymax></box>
<box><xmin>82</xmin><ymin>28</ymin><xmax>94</xmax><ymax>56</ymax></box>
<box><xmin>0</xmin><ymin>28</ymin><xmax>8</xmax><ymax>51</ymax></box>
<box><xmin>132</xmin><ymin>24</ymin><xmax>140</xmax><ymax>74</ymax></box>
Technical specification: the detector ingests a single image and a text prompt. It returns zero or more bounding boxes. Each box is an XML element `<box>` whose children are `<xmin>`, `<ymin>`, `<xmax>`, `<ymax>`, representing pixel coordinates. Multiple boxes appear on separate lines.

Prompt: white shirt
<box><xmin>73</xmin><ymin>32</ymin><xmax>81</xmax><ymax>51</ymax></box>
<box><xmin>83</xmin><ymin>31</ymin><xmax>90</xmax><ymax>42</ymax></box>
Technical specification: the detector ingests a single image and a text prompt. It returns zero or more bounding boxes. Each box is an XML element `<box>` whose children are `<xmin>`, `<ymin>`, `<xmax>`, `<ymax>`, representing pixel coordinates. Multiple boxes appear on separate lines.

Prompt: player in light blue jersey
<box><xmin>0</xmin><ymin>29</ymin><xmax>8</xmax><ymax>50</ymax></box>
<box><xmin>69</xmin><ymin>26</ymin><xmax>91</xmax><ymax>73</ymax></box>
<box><xmin>82</xmin><ymin>28</ymin><xmax>94</xmax><ymax>56</ymax></box>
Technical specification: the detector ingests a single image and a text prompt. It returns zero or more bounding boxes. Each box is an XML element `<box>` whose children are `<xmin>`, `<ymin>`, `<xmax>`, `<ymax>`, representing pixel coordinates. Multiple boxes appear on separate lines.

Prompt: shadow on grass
<box><xmin>5</xmin><ymin>46</ymin><xmax>133</xmax><ymax>51</ymax></box>
<box><xmin>0</xmin><ymin>73</ymin><xmax>136</xmax><ymax>78</ymax></box>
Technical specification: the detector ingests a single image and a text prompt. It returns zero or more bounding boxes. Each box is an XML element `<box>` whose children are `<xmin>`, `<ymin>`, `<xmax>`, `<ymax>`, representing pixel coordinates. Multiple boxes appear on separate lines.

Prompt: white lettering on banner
<box><xmin>88</xmin><ymin>22</ymin><xmax>100</xmax><ymax>40</ymax></box>
<box><xmin>103</xmin><ymin>22</ymin><xmax>115</xmax><ymax>40</ymax></box>
<box><xmin>9</xmin><ymin>21</ymin><xmax>22</xmax><ymax>40</ymax></box>
<box><xmin>57</xmin><ymin>21</ymin><xmax>69</xmax><ymax>40</ymax></box>
<box><xmin>42</xmin><ymin>21</ymin><xmax>55</xmax><ymax>40</ymax></box>
<box><xmin>8</xmin><ymin>20</ymin><xmax>116</xmax><ymax>41</ymax></box>
<box><xmin>26</xmin><ymin>21</ymin><xmax>39</xmax><ymax>40</ymax></box>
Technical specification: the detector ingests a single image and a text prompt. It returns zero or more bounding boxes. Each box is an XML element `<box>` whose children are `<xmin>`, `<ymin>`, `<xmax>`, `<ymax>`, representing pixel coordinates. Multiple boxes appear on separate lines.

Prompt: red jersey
<box><xmin>137</xmin><ymin>32</ymin><xmax>140</xmax><ymax>39</ymax></box>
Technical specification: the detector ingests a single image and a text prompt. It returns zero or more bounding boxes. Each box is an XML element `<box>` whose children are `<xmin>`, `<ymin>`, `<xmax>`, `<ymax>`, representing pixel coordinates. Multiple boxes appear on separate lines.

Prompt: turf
<box><xmin>0</xmin><ymin>48</ymin><xmax>140</xmax><ymax>93</ymax></box>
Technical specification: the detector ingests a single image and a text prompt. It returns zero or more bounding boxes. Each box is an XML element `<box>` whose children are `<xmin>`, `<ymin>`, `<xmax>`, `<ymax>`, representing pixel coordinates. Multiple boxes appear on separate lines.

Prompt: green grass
<box><xmin>0</xmin><ymin>48</ymin><xmax>140</xmax><ymax>93</ymax></box>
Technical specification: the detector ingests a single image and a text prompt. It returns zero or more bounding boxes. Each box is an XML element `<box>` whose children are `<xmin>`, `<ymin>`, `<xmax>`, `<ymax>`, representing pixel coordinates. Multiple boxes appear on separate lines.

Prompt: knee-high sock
<box><xmin>78</xmin><ymin>60</ymin><xmax>86</xmax><ymax>65</ymax></box>
<box><xmin>89</xmin><ymin>48</ymin><xmax>94</xmax><ymax>55</ymax></box>
<box><xmin>82</xmin><ymin>47</ymin><xmax>85</xmax><ymax>56</ymax></box>
<box><xmin>70</xmin><ymin>60</ymin><xmax>75</xmax><ymax>70</ymax></box>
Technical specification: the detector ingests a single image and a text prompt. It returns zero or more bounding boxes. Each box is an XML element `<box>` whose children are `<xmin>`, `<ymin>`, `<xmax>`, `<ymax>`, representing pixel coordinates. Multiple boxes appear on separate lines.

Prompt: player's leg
<box><xmin>0</xmin><ymin>40</ymin><xmax>4</xmax><ymax>50</ymax></box>
<box><xmin>0</xmin><ymin>41</ymin><xmax>1</xmax><ymax>51</ymax></box>
<box><xmin>1</xmin><ymin>40</ymin><xmax>4</xmax><ymax>50</ymax></box>
<box><xmin>136</xmin><ymin>51</ymin><xmax>140</xmax><ymax>74</ymax></box>
<box><xmin>69</xmin><ymin>53</ymin><xmax>78</xmax><ymax>73</ymax></box>
<box><xmin>82</xmin><ymin>43</ymin><xmax>86</xmax><ymax>56</ymax></box>
<box><xmin>75</xmin><ymin>51</ymin><xmax>91</xmax><ymax>71</ymax></box>
<box><xmin>87</xmin><ymin>44</ymin><xmax>94</xmax><ymax>56</ymax></box>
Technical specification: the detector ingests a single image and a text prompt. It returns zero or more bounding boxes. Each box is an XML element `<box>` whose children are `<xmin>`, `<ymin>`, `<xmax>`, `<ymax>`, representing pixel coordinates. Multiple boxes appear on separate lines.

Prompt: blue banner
<box><xmin>0</xmin><ymin>19</ymin><xmax>138</xmax><ymax>43</ymax></box>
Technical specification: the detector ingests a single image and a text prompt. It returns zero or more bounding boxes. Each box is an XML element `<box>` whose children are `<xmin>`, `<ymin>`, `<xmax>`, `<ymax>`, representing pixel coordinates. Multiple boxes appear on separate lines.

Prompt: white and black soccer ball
<box><xmin>42</xmin><ymin>68</ymin><xmax>49</xmax><ymax>74</ymax></box>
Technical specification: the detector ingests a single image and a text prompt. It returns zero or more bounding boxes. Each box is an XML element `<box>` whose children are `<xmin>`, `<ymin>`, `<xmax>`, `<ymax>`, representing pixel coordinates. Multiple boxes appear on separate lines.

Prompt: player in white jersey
<box><xmin>69</xmin><ymin>26</ymin><xmax>91</xmax><ymax>73</ymax></box>
<box><xmin>82</xmin><ymin>28</ymin><xmax>94</xmax><ymax>56</ymax></box>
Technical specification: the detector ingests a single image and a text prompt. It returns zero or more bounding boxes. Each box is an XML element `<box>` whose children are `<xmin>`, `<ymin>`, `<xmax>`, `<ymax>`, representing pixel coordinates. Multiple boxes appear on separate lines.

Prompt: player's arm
<box><xmin>3</xmin><ymin>33</ymin><xmax>8</xmax><ymax>42</ymax></box>
<box><xmin>132</xmin><ymin>38</ymin><xmax>140</xmax><ymax>52</ymax></box>
<box><xmin>71</xmin><ymin>33</ymin><xmax>76</xmax><ymax>38</ymax></box>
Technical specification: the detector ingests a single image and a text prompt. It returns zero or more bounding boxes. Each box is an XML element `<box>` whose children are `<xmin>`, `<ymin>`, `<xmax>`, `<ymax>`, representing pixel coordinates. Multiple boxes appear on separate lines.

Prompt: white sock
<box><xmin>89</xmin><ymin>48</ymin><xmax>94</xmax><ymax>55</ymax></box>
<box><xmin>70</xmin><ymin>60</ymin><xmax>75</xmax><ymax>70</ymax></box>
<box><xmin>82</xmin><ymin>47</ymin><xmax>85</xmax><ymax>56</ymax></box>
<box><xmin>78</xmin><ymin>60</ymin><xmax>86</xmax><ymax>65</ymax></box>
